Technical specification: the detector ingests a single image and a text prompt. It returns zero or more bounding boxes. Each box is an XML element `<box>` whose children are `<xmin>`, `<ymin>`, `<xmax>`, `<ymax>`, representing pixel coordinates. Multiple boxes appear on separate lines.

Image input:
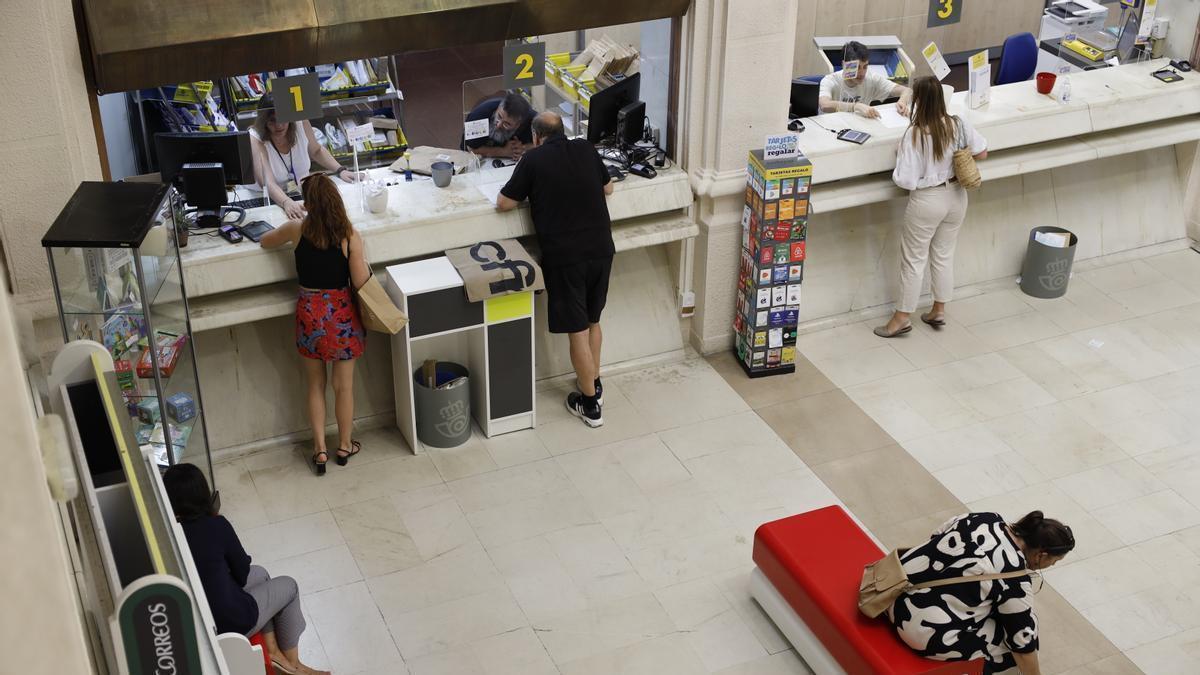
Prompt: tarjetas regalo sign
<box><xmin>114</xmin><ymin>575</ymin><xmax>202</xmax><ymax>675</ymax></box>
<box><xmin>763</xmin><ymin>134</ymin><xmax>800</xmax><ymax>161</ymax></box>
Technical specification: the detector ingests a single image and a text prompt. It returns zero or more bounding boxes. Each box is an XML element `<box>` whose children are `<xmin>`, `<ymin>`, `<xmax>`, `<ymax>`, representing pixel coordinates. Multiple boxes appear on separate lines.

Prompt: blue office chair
<box><xmin>995</xmin><ymin>32</ymin><xmax>1038</xmax><ymax>85</ymax></box>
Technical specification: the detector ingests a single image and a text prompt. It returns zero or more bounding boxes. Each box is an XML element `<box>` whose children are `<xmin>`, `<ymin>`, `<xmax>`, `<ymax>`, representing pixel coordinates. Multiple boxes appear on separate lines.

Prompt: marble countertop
<box><xmin>792</xmin><ymin>59</ymin><xmax>1200</xmax><ymax>185</ymax></box>
<box><xmin>181</xmin><ymin>163</ymin><xmax>692</xmax><ymax>298</ymax></box>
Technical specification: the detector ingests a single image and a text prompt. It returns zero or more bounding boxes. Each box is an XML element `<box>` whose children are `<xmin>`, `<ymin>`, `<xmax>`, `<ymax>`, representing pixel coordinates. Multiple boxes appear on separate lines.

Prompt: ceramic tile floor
<box><xmin>215</xmin><ymin>248</ymin><xmax>1200</xmax><ymax>674</ymax></box>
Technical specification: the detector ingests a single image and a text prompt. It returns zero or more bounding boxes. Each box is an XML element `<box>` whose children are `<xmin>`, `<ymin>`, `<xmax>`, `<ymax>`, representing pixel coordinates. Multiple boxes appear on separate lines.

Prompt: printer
<box><xmin>1039</xmin><ymin>0</ymin><xmax>1109</xmax><ymax>41</ymax></box>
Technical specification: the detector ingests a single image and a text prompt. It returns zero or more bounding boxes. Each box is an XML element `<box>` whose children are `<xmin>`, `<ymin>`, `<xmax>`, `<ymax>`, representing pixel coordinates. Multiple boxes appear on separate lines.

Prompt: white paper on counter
<box><xmin>876</xmin><ymin>107</ymin><xmax>910</xmax><ymax>129</ymax></box>
<box><xmin>477</xmin><ymin>182</ymin><xmax>505</xmax><ymax>206</ymax></box>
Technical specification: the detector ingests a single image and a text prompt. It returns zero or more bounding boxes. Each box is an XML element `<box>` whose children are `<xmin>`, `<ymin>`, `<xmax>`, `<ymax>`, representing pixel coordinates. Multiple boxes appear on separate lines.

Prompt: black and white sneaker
<box><xmin>566</xmin><ymin>392</ymin><xmax>603</xmax><ymax>428</ymax></box>
<box><xmin>577</xmin><ymin>378</ymin><xmax>603</xmax><ymax>406</ymax></box>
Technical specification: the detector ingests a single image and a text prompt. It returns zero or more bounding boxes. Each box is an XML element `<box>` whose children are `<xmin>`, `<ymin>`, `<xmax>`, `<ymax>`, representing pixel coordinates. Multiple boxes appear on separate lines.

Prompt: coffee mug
<box><xmin>431</xmin><ymin>161</ymin><xmax>454</xmax><ymax>188</ymax></box>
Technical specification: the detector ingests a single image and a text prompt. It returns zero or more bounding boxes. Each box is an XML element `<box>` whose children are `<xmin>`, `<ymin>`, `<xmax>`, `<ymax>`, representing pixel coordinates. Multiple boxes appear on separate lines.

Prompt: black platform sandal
<box><xmin>336</xmin><ymin>440</ymin><xmax>362</xmax><ymax>466</ymax></box>
<box><xmin>311</xmin><ymin>450</ymin><xmax>329</xmax><ymax>476</ymax></box>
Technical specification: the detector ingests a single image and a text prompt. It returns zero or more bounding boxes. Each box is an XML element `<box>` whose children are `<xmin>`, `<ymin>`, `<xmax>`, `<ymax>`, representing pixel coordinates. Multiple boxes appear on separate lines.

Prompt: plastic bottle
<box><xmin>1059</xmin><ymin>75</ymin><xmax>1072</xmax><ymax>104</ymax></box>
<box><xmin>403</xmin><ymin>150</ymin><xmax>413</xmax><ymax>182</ymax></box>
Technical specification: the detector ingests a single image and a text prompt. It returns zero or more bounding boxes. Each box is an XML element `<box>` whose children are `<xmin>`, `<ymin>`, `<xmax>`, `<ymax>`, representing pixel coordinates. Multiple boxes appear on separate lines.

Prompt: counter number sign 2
<box><xmin>271</xmin><ymin>72</ymin><xmax>321</xmax><ymax>124</ymax></box>
<box><xmin>928</xmin><ymin>0</ymin><xmax>962</xmax><ymax>28</ymax></box>
<box><xmin>504</xmin><ymin>41</ymin><xmax>546</xmax><ymax>89</ymax></box>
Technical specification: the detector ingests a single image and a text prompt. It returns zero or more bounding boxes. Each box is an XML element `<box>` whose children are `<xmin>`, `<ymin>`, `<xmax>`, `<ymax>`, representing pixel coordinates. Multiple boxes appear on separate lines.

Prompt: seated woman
<box><xmin>248</xmin><ymin>93</ymin><xmax>361</xmax><ymax>220</ymax></box>
<box><xmin>889</xmin><ymin>511</ymin><xmax>1074</xmax><ymax>675</ymax></box>
<box><xmin>163</xmin><ymin>464</ymin><xmax>330</xmax><ymax>675</ymax></box>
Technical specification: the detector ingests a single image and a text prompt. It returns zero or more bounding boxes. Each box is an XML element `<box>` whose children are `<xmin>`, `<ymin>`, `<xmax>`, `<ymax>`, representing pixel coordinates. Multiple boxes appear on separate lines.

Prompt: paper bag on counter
<box><xmin>445</xmin><ymin>239</ymin><xmax>545</xmax><ymax>303</ymax></box>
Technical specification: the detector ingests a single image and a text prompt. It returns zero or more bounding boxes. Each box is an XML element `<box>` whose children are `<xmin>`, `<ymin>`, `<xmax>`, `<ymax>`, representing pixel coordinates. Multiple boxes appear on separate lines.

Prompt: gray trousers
<box><xmin>244</xmin><ymin>565</ymin><xmax>306</xmax><ymax>650</ymax></box>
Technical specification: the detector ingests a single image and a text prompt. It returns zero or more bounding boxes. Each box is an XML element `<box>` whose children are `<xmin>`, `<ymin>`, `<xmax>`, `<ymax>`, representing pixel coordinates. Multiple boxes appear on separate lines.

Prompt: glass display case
<box><xmin>42</xmin><ymin>181</ymin><xmax>215</xmax><ymax>490</ymax></box>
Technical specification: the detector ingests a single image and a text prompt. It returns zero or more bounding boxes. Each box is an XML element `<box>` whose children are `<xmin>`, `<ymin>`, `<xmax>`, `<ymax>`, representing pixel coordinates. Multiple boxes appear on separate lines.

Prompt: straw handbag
<box><xmin>951</xmin><ymin>115</ymin><xmax>981</xmax><ymax>190</ymax></box>
<box><xmin>858</xmin><ymin>549</ymin><xmax>1029</xmax><ymax>618</ymax></box>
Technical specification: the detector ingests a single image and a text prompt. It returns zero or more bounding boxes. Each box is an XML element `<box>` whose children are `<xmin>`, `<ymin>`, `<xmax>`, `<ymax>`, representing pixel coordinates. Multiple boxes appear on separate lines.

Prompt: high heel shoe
<box><xmin>311</xmin><ymin>450</ymin><xmax>328</xmax><ymax>476</ymax></box>
<box><xmin>335</xmin><ymin>440</ymin><xmax>362</xmax><ymax>466</ymax></box>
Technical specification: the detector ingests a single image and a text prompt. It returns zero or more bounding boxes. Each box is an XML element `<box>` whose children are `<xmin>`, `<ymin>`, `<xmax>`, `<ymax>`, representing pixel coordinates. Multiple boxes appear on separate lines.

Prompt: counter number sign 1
<box><xmin>270</xmin><ymin>72</ymin><xmax>321</xmax><ymax>124</ymax></box>
<box><xmin>927</xmin><ymin>0</ymin><xmax>962</xmax><ymax>28</ymax></box>
<box><xmin>504</xmin><ymin>41</ymin><xmax>546</xmax><ymax>89</ymax></box>
<box><xmin>764</xmin><ymin>134</ymin><xmax>800</xmax><ymax>161</ymax></box>
<box><xmin>922</xmin><ymin>42</ymin><xmax>952</xmax><ymax>81</ymax></box>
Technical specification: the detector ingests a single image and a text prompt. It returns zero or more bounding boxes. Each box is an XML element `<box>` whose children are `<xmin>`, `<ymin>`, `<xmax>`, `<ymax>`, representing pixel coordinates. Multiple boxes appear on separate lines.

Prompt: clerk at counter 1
<box><xmin>818</xmin><ymin>40</ymin><xmax>912</xmax><ymax>119</ymax></box>
<box><xmin>462</xmin><ymin>91</ymin><xmax>537</xmax><ymax>161</ymax></box>
<box><xmin>249</xmin><ymin>93</ymin><xmax>362</xmax><ymax>221</ymax></box>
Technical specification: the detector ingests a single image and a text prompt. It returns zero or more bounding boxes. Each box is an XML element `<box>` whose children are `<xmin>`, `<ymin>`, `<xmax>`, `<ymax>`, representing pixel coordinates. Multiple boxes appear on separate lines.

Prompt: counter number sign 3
<box><xmin>928</xmin><ymin>0</ymin><xmax>962</xmax><ymax>28</ymax></box>
<box><xmin>271</xmin><ymin>72</ymin><xmax>321</xmax><ymax>124</ymax></box>
<box><xmin>504</xmin><ymin>41</ymin><xmax>546</xmax><ymax>89</ymax></box>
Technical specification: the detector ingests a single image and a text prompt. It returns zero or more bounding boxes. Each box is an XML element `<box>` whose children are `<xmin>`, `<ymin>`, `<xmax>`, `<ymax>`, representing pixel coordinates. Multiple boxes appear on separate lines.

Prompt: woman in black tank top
<box><xmin>261</xmin><ymin>174</ymin><xmax>372</xmax><ymax>475</ymax></box>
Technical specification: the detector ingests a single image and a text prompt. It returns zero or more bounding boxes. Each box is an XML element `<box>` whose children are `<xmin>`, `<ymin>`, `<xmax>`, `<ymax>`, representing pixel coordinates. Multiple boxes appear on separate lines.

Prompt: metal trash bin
<box><xmin>1019</xmin><ymin>226</ymin><xmax>1077</xmax><ymax>299</ymax></box>
<box><xmin>413</xmin><ymin>362</ymin><xmax>471</xmax><ymax>448</ymax></box>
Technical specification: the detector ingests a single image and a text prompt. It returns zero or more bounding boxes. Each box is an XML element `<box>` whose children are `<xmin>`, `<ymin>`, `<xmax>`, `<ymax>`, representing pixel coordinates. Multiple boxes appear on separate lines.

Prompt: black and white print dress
<box><xmin>886</xmin><ymin>512</ymin><xmax>1037</xmax><ymax>671</ymax></box>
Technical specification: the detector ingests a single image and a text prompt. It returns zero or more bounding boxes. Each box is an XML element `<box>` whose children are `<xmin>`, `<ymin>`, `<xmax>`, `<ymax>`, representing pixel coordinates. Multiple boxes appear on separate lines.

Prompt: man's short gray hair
<box><xmin>532</xmin><ymin>112</ymin><xmax>565</xmax><ymax>140</ymax></box>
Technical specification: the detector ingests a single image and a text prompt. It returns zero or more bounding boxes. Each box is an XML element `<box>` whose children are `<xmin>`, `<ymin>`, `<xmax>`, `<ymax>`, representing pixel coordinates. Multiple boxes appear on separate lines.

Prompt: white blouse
<box><xmin>892</xmin><ymin>117</ymin><xmax>986</xmax><ymax>191</ymax></box>
<box><xmin>248</xmin><ymin>125</ymin><xmax>311</xmax><ymax>193</ymax></box>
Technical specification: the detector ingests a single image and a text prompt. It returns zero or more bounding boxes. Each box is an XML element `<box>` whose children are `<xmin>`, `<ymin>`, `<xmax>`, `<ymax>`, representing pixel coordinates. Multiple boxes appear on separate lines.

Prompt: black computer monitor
<box><xmin>1116</xmin><ymin>11</ymin><xmax>1141</xmax><ymax>64</ymax></box>
<box><xmin>155</xmin><ymin>131</ymin><xmax>252</xmax><ymax>187</ymax></box>
<box><xmin>154</xmin><ymin>131</ymin><xmax>252</xmax><ymax>228</ymax></box>
<box><xmin>588</xmin><ymin>73</ymin><xmax>641</xmax><ymax>144</ymax></box>
<box><xmin>790</xmin><ymin>79</ymin><xmax>821</xmax><ymax>118</ymax></box>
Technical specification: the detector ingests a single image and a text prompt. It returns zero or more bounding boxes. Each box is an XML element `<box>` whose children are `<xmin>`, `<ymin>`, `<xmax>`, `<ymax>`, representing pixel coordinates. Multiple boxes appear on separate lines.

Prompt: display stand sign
<box><xmin>113</xmin><ymin>575</ymin><xmax>202</xmax><ymax>675</ymax></box>
<box><xmin>732</xmin><ymin>149</ymin><xmax>812</xmax><ymax>378</ymax></box>
<box><xmin>504</xmin><ymin>41</ymin><xmax>546</xmax><ymax>89</ymax></box>
<box><xmin>968</xmin><ymin>50</ymin><xmax>990</xmax><ymax>108</ymax></box>
<box><xmin>345</xmin><ymin>122</ymin><xmax>374</xmax><ymax>212</ymax></box>
<box><xmin>763</xmin><ymin>134</ymin><xmax>800</xmax><ymax>161</ymax></box>
<box><xmin>922</xmin><ymin>42</ymin><xmax>952</xmax><ymax>81</ymax></box>
<box><xmin>270</xmin><ymin>73</ymin><xmax>321</xmax><ymax>123</ymax></box>
<box><xmin>1139</xmin><ymin>0</ymin><xmax>1159</xmax><ymax>41</ymax></box>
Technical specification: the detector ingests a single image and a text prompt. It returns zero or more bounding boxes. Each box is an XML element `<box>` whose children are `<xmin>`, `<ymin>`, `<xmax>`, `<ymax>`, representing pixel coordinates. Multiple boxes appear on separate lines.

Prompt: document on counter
<box><xmin>876</xmin><ymin>107</ymin><xmax>911</xmax><ymax>129</ymax></box>
<box><xmin>476</xmin><ymin>182</ymin><xmax>506</xmax><ymax>206</ymax></box>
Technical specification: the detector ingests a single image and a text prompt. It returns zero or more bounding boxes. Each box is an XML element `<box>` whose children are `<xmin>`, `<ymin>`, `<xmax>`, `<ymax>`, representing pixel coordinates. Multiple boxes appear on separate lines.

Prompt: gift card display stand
<box><xmin>733</xmin><ymin>150</ymin><xmax>813</xmax><ymax>377</ymax></box>
<box><xmin>384</xmin><ymin>257</ymin><xmax>536</xmax><ymax>453</ymax></box>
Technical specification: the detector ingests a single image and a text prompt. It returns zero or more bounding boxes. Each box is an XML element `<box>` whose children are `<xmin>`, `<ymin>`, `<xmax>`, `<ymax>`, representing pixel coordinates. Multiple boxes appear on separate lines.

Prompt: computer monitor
<box><xmin>1116</xmin><ymin>11</ymin><xmax>1141</xmax><ymax>64</ymax></box>
<box><xmin>154</xmin><ymin>131</ymin><xmax>252</xmax><ymax>228</ymax></box>
<box><xmin>790</xmin><ymin>79</ymin><xmax>821</xmax><ymax>118</ymax></box>
<box><xmin>154</xmin><ymin>131</ymin><xmax>252</xmax><ymax>187</ymax></box>
<box><xmin>587</xmin><ymin>73</ymin><xmax>641</xmax><ymax>144</ymax></box>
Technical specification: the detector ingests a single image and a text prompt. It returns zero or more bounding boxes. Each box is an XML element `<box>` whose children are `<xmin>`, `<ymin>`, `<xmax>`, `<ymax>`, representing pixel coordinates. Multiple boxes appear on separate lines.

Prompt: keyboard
<box><xmin>228</xmin><ymin>191</ymin><xmax>301</xmax><ymax>210</ymax></box>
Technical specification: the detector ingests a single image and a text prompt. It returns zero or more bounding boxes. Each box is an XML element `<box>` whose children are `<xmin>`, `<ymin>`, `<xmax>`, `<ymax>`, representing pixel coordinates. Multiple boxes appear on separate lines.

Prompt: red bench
<box><xmin>751</xmin><ymin>506</ymin><xmax>983</xmax><ymax>675</ymax></box>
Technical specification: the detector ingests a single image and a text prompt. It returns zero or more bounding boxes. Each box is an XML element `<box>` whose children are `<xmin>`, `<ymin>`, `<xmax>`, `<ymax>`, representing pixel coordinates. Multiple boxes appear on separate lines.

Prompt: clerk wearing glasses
<box><xmin>248</xmin><ymin>93</ymin><xmax>362</xmax><ymax>220</ymax></box>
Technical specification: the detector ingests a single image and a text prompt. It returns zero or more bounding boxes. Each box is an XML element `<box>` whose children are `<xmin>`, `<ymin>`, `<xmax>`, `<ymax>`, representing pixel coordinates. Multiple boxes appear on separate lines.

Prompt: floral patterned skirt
<box><xmin>295</xmin><ymin>287</ymin><xmax>365</xmax><ymax>361</ymax></box>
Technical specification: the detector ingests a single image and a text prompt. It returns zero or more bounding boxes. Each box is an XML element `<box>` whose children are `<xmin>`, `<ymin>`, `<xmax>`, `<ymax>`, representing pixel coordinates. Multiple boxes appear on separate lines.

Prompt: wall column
<box><xmin>681</xmin><ymin>0</ymin><xmax>800</xmax><ymax>354</ymax></box>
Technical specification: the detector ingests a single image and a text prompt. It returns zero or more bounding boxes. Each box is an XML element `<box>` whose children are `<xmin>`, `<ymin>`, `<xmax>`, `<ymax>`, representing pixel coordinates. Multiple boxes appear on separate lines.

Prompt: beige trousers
<box><xmin>897</xmin><ymin>183</ymin><xmax>968</xmax><ymax>313</ymax></box>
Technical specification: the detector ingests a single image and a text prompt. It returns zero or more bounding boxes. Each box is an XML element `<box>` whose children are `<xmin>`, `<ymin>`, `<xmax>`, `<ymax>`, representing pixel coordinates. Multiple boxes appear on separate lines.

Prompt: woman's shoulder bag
<box><xmin>951</xmin><ymin>115</ymin><xmax>982</xmax><ymax>191</ymax></box>
<box><xmin>858</xmin><ymin>549</ymin><xmax>1028</xmax><ymax>618</ymax></box>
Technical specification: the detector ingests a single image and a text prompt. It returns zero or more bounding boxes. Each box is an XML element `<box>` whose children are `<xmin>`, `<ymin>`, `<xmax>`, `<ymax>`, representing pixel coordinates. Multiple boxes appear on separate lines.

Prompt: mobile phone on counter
<box><xmin>219</xmin><ymin>224</ymin><xmax>243</xmax><ymax>243</ymax></box>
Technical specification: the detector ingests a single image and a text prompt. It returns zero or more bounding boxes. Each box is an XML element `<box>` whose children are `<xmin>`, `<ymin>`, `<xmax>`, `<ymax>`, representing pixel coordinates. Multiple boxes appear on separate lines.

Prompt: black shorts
<box><xmin>544</xmin><ymin>257</ymin><xmax>613</xmax><ymax>334</ymax></box>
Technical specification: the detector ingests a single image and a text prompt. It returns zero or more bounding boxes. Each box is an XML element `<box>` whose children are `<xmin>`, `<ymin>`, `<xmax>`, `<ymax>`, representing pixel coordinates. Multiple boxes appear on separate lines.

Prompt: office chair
<box><xmin>995</xmin><ymin>32</ymin><xmax>1038</xmax><ymax>85</ymax></box>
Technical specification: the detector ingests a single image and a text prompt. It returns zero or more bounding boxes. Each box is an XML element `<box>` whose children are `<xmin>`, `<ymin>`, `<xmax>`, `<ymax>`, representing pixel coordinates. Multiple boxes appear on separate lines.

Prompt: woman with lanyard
<box><xmin>249</xmin><ymin>93</ymin><xmax>362</xmax><ymax>220</ymax></box>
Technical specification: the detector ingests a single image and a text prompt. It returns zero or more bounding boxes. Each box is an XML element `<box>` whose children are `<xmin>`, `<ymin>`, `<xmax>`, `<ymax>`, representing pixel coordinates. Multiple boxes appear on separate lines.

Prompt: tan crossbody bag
<box><xmin>951</xmin><ymin>115</ymin><xmax>982</xmax><ymax>191</ymax></box>
<box><xmin>858</xmin><ymin>549</ymin><xmax>1029</xmax><ymax>618</ymax></box>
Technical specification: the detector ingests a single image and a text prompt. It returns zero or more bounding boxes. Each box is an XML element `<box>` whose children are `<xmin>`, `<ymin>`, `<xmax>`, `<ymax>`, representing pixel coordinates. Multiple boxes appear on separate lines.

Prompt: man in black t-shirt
<box><xmin>497</xmin><ymin>112</ymin><xmax>614</xmax><ymax>427</ymax></box>
<box><xmin>462</xmin><ymin>92</ymin><xmax>535</xmax><ymax>161</ymax></box>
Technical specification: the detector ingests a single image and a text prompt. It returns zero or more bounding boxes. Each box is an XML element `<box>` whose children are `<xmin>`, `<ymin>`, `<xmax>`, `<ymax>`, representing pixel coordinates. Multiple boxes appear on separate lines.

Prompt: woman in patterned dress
<box><xmin>262</xmin><ymin>173</ymin><xmax>370</xmax><ymax>475</ymax></box>
<box><xmin>888</xmin><ymin>511</ymin><xmax>1075</xmax><ymax>674</ymax></box>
